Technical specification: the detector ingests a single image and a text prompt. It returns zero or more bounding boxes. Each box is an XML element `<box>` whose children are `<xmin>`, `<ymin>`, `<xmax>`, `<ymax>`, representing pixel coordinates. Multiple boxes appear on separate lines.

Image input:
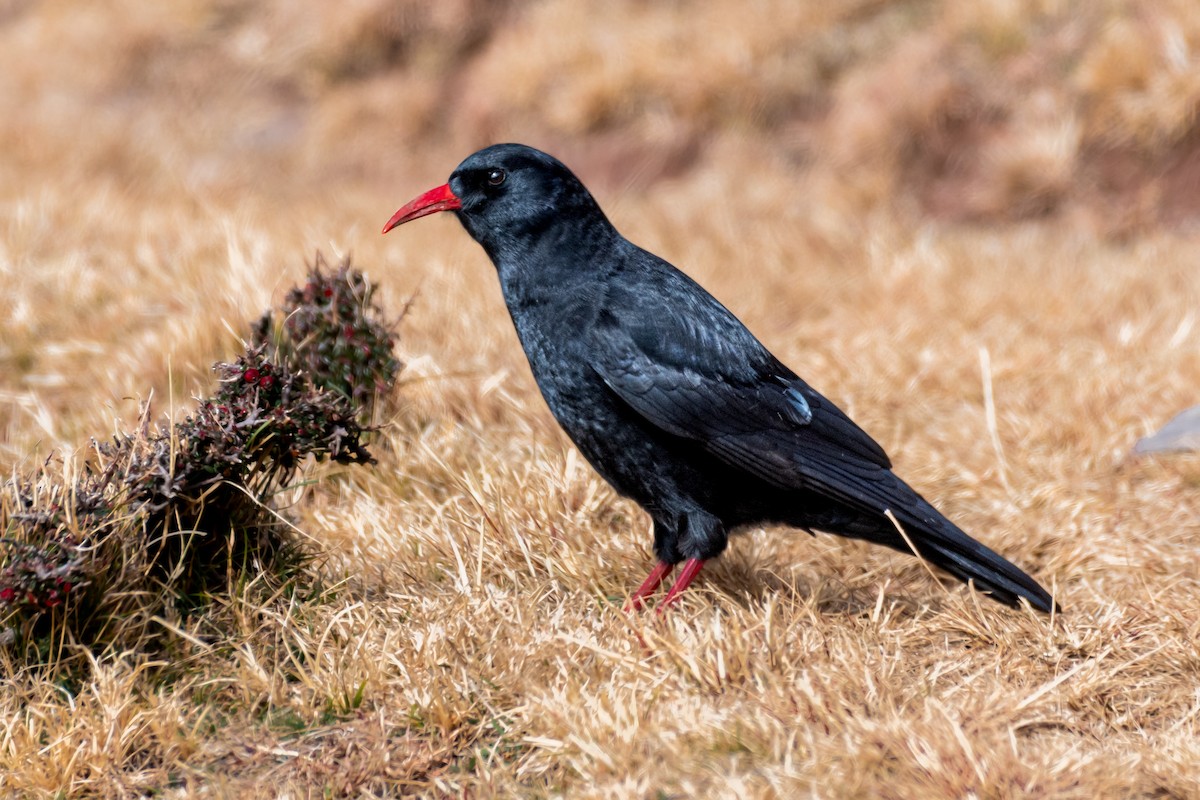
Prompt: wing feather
<box><xmin>590</xmin><ymin>314</ymin><xmax>893</xmax><ymax>502</ymax></box>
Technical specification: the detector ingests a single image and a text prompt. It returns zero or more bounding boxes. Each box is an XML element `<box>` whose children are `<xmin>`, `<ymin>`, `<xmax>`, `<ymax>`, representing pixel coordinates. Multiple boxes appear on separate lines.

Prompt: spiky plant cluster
<box><xmin>0</xmin><ymin>257</ymin><xmax>401</xmax><ymax>651</ymax></box>
<box><xmin>254</xmin><ymin>255</ymin><xmax>404</xmax><ymax>422</ymax></box>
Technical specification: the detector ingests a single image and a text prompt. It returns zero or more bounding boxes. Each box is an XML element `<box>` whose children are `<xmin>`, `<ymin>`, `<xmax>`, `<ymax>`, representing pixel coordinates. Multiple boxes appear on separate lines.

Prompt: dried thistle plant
<box><xmin>0</xmin><ymin>257</ymin><xmax>401</xmax><ymax>654</ymax></box>
<box><xmin>254</xmin><ymin>254</ymin><xmax>404</xmax><ymax>423</ymax></box>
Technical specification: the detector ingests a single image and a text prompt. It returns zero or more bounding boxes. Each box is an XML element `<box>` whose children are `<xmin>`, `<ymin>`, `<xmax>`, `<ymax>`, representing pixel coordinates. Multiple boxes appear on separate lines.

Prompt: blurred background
<box><xmin>5</xmin><ymin>0</ymin><xmax>1200</xmax><ymax>229</ymax></box>
<box><xmin>1</xmin><ymin>0</ymin><xmax>1198</xmax><ymax>459</ymax></box>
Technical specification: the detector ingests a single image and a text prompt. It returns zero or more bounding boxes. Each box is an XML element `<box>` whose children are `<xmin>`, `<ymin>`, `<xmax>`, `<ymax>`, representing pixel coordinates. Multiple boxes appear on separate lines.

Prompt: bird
<box><xmin>382</xmin><ymin>143</ymin><xmax>1056</xmax><ymax>614</ymax></box>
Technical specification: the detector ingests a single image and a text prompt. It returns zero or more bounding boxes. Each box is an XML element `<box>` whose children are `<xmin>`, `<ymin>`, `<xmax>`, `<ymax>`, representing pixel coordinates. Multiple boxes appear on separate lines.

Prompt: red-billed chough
<box><xmin>383</xmin><ymin>143</ymin><xmax>1057</xmax><ymax>614</ymax></box>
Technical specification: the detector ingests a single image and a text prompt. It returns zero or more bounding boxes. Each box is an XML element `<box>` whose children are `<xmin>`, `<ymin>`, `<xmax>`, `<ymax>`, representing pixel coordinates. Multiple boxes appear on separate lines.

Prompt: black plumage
<box><xmin>383</xmin><ymin>143</ymin><xmax>1056</xmax><ymax>613</ymax></box>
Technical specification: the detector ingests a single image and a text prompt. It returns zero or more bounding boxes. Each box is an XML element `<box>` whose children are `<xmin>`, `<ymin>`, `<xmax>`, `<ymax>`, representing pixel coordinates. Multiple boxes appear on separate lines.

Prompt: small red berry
<box><xmin>0</xmin><ymin>587</ymin><xmax>15</xmax><ymax>603</ymax></box>
<box><xmin>243</xmin><ymin>368</ymin><xmax>261</xmax><ymax>383</ymax></box>
<box><xmin>260</xmin><ymin>375</ymin><xmax>275</xmax><ymax>388</ymax></box>
<box><xmin>323</xmin><ymin>287</ymin><xmax>334</xmax><ymax>298</ymax></box>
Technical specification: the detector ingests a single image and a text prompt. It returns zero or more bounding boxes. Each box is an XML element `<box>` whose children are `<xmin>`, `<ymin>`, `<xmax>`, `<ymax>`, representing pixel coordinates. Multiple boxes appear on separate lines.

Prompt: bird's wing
<box><xmin>588</xmin><ymin>300</ymin><xmax>893</xmax><ymax>497</ymax></box>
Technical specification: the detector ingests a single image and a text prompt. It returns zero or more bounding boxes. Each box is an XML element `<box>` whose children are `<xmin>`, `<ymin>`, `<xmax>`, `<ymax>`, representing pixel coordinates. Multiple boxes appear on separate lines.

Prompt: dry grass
<box><xmin>2</xmin><ymin>1</ymin><xmax>1200</xmax><ymax>797</ymax></box>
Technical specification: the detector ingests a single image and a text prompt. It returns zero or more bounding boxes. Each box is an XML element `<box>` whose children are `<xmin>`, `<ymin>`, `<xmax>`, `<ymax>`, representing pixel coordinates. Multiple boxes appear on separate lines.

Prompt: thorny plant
<box><xmin>0</xmin><ymin>257</ymin><xmax>402</xmax><ymax>652</ymax></box>
<box><xmin>254</xmin><ymin>254</ymin><xmax>404</xmax><ymax>423</ymax></box>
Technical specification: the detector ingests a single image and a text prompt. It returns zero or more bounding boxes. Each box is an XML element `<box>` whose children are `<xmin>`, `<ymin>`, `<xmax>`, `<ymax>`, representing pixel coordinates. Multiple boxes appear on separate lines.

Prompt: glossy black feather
<box><xmin>425</xmin><ymin>143</ymin><xmax>1056</xmax><ymax>613</ymax></box>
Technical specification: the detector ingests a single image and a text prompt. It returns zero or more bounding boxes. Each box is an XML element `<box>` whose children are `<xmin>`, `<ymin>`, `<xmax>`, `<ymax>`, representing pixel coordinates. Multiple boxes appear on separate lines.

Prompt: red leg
<box><xmin>625</xmin><ymin>560</ymin><xmax>674</xmax><ymax>612</ymax></box>
<box><xmin>657</xmin><ymin>558</ymin><xmax>706</xmax><ymax>613</ymax></box>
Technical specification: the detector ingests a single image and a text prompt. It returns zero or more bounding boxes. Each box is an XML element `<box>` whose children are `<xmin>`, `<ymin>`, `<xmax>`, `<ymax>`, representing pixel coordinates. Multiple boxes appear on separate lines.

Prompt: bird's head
<box><xmin>382</xmin><ymin>143</ymin><xmax>610</xmax><ymax>260</ymax></box>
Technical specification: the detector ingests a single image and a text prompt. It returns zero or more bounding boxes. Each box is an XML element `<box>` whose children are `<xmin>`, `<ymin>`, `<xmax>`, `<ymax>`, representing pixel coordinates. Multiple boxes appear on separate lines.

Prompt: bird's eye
<box><xmin>486</xmin><ymin>168</ymin><xmax>506</xmax><ymax>186</ymax></box>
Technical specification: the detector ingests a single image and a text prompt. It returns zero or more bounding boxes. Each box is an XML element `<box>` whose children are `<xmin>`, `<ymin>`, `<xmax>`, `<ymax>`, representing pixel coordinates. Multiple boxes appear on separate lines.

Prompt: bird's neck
<box><xmin>486</xmin><ymin>213</ymin><xmax>626</xmax><ymax>311</ymax></box>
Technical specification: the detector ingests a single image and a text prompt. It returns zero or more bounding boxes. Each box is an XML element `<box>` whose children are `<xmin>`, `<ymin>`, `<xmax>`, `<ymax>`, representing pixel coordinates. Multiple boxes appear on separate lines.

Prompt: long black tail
<box><xmin>759</xmin><ymin>422</ymin><xmax>1059</xmax><ymax>612</ymax></box>
<box><xmin>804</xmin><ymin>465</ymin><xmax>1059</xmax><ymax>612</ymax></box>
<box><xmin>875</xmin><ymin>493</ymin><xmax>1057</xmax><ymax>613</ymax></box>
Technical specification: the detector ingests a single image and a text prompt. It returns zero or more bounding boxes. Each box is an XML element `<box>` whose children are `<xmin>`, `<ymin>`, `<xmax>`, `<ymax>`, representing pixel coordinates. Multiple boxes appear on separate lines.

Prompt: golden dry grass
<box><xmin>2</xmin><ymin>1</ymin><xmax>1200</xmax><ymax>797</ymax></box>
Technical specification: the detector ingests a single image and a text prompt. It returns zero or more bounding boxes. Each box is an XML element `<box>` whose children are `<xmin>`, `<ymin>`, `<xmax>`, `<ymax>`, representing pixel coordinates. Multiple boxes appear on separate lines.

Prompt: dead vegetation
<box><xmin>1</xmin><ymin>259</ymin><xmax>394</xmax><ymax>663</ymax></box>
<box><xmin>1</xmin><ymin>0</ymin><xmax>1199</xmax><ymax>797</ymax></box>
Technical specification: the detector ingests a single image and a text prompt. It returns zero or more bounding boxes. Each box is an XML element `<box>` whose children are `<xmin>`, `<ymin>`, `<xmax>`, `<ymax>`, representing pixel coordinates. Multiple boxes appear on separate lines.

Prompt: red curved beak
<box><xmin>382</xmin><ymin>183</ymin><xmax>462</xmax><ymax>234</ymax></box>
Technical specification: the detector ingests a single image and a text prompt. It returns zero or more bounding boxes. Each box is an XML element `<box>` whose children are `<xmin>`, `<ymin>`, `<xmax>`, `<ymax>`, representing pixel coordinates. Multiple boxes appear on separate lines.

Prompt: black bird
<box><xmin>383</xmin><ymin>143</ymin><xmax>1056</xmax><ymax>614</ymax></box>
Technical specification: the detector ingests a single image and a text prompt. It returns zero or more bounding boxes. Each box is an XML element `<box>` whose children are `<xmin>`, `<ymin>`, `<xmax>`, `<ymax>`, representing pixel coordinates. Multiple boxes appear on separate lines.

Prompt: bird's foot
<box><xmin>624</xmin><ymin>560</ymin><xmax>674</xmax><ymax>612</ymax></box>
<box><xmin>656</xmin><ymin>558</ymin><xmax>706</xmax><ymax>614</ymax></box>
<box><xmin>624</xmin><ymin>558</ymin><xmax>707</xmax><ymax>614</ymax></box>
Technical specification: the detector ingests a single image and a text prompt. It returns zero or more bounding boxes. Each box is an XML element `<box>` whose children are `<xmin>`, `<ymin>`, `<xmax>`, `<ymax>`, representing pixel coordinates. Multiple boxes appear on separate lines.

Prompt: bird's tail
<box><xmin>873</xmin><ymin>494</ymin><xmax>1057</xmax><ymax>613</ymax></box>
<box><xmin>816</xmin><ymin>466</ymin><xmax>1058</xmax><ymax>612</ymax></box>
